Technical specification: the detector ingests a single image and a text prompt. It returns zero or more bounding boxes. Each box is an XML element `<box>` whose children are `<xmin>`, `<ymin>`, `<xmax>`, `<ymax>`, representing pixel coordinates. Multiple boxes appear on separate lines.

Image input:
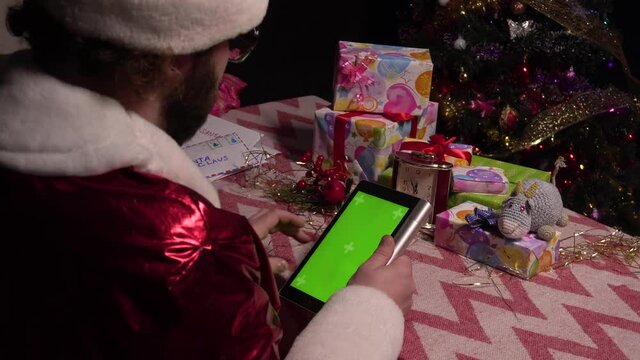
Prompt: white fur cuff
<box><xmin>286</xmin><ymin>285</ymin><xmax>405</xmax><ymax>360</ymax></box>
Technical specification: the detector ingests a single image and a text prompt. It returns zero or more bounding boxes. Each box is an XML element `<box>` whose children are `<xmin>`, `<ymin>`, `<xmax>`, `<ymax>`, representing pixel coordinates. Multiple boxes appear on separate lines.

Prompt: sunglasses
<box><xmin>229</xmin><ymin>27</ymin><xmax>260</xmax><ymax>63</ymax></box>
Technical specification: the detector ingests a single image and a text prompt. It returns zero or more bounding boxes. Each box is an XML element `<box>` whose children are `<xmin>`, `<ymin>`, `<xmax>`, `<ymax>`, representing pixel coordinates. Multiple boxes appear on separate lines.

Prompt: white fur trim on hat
<box><xmin>39</xmin><ymin>0</ymin><xmax>268</xmax><ymax>54</ymax></box>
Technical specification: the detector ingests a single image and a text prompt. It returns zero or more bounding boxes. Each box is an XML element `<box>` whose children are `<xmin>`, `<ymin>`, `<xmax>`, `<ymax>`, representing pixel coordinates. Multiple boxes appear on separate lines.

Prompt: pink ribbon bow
<box><xmin>337</xmin><ymin>54</ymin><xmax>376</xmax><ymax>89</ymax></box>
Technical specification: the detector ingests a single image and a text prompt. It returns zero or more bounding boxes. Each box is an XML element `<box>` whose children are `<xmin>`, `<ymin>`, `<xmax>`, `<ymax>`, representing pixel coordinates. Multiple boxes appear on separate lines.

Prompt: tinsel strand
<box><xmin>520</xmin><ymin>0</ymin><xmax>640</xmax><ymax>87</ymax></box>
<box><xmin>489</xmin><ymin>87</ymin><xmax>640</xmax><ymax>155</ymax></box>
<box><xmin>557</xmin><ymin>230</ymin><xmax>640</xmax><ymax>272</ymax></box>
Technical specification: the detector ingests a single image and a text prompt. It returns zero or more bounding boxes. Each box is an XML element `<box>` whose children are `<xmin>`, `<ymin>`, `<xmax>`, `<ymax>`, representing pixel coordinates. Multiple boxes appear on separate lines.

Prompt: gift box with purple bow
<box><xmin>434</xmin><ymin>201</ymin><xmax>560</xmax><ymax>279</ymax></box>
<box><xmin>333</xmin><ymin>41</ymin><xmax>433</xmax><ymax>116</ymax></box>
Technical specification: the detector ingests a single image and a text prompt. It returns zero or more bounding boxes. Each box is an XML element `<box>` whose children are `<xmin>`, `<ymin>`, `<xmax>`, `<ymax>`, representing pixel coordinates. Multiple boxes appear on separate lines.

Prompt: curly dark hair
<box><xmin>6</xmin><ymin>0</ymin><xmax>169</xmax><ymax>93</ymax></box>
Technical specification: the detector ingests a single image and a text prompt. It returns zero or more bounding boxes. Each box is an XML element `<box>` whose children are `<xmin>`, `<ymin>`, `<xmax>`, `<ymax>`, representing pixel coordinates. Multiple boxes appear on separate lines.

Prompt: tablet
<box><xmin>280</xmin><ymin>180</ymin><xmax>432</xmax><ymax>313</ymax></box>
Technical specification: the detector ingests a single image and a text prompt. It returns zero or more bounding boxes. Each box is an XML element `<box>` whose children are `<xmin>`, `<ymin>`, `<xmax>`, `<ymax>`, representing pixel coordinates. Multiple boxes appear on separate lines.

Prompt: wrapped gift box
<box><xmin>448</xmin><ymin>156</ymin><xmax>551</xmax><ymax>209</ymax></box>
<box><xmin>452</xmin><ymin>166</ymin><xmax>509</xmax><ymax>194</ymax></box>
<box><xmin>444</xmin><ymin>143</ymin><xmax>474</xmax><ymax>166</ymax></box>
<box><xmin>434</xmin><ymin>201</ymin><xmax>560</xmax><ymax>279</ymax></box>
<box><xmin>333</xmin><ymin>41</ymin><xmax>433</xmax><ymax>116</ymax></box>
<box><xmin>313</xmin><ymin>107</ymin><xmax>436</xmax><ymax>182</ymax></box>
<box><xmin>416</xmin><ymin>101</ymin><xmax>438</xmax><ymax>141</ymax></box>
<box><xmin>400</xmin><ymin>135</ymin><xmax>473</xmax><ymax>166</ymax></box>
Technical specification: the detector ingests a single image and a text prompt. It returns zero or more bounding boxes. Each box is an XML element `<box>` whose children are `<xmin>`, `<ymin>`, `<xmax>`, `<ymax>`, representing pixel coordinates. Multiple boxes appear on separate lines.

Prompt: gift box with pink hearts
<box><xmin>313</xmin><ymin>106</ymin><xmax>437</xmax><ymax>183</ymax></box>
<box><xmin>434</xmin><ymin>201</ymin><xmax>560</xmax><ymax>279</ymax></box>
<box><xmin>333</xmin><ymin>41</ymin><xmax>433</xmax><ymax>116</ymax></box>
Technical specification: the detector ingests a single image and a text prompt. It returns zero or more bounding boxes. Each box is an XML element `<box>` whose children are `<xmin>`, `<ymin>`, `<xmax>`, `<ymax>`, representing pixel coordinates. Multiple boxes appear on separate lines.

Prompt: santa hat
<box><xmin>38</xmin><ymin>0</ymin><xmax>268</xmax><ymax>55</ymax></box>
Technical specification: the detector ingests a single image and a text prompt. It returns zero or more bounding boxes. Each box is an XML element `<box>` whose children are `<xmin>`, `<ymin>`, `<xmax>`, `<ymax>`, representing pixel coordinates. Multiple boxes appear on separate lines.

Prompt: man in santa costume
<box><xmin>0</xmin><ymin>0</ymin><xmax>416</xmax><ymax>359</ymax></box>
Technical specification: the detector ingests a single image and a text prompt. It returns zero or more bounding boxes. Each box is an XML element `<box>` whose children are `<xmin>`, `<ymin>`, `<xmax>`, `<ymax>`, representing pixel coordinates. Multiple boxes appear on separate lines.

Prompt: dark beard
<box><xmin>164</xmin><ymin>54</ymin><xmax>218</xmax><ymax>145</ymax></box>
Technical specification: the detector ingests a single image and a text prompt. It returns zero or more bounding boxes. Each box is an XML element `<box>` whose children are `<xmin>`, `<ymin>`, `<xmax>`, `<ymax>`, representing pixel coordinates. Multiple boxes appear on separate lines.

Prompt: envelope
<box><xmin>182</xmin><ymin>115</ymin><xmax>278</xmax><ymax>180</ymax></box>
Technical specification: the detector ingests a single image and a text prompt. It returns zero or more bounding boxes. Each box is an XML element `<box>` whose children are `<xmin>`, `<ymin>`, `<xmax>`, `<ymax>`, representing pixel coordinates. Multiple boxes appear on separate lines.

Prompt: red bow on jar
<box><xmin>399</xmin><ymin>134</ymin><xmax>472</xmax><ymax>164</ymax></box>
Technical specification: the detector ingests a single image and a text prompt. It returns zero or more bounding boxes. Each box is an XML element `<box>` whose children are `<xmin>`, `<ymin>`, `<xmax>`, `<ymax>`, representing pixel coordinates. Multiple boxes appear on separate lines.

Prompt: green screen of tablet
<box><xmin>290</xmin><ymin>191</ymin><xmax>408</xmax><ymax>302</ymax></box>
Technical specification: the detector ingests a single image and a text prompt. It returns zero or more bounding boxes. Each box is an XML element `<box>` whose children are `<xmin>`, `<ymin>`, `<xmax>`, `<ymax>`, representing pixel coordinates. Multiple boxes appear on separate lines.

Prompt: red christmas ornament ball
<box><xmin>296</xmin><ymin>179</ymin><xmax>308</xmax><ymax>190</ymax></box>
<box><xmin>322</xmin><ymin>179</ymin><xmax>346</xmax><ymax>205</ymax></box>
<box><xmin>499</xmin><ymin>105</ymin><xmax>519</xmax><ymax>131</ymax></box>
<box><xmin>511</xmin><ymin>1</ymin><xmax>526</xmax><ymax>15</ymax></box>
<box><xmin>301</xmin><ymin>151</ymin><xmax>312</xmax><ymax>163</ymax></box>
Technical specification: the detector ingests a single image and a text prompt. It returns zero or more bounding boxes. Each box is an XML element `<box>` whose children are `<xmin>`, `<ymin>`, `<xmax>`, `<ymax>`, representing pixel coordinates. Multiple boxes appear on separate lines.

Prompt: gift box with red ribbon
<box><xmin>333</xmin><ymin>41</ymin><xmax>433</xmax><ymax>116</ymax></box>
<box><xmin>400</xmin><ymin>134</ymin><xmax>473</xmax><ymax>166</ymax></box>
<box><xmin>313</xmin><ymin>106</ymin><xmax>437</xmax><ymax>182</ymax></box>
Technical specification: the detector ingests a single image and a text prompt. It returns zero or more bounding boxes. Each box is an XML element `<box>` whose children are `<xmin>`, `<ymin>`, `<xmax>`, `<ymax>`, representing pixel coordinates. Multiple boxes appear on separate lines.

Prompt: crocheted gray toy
<box><xmin>497</xmin><ymin>179</ymin><xmax>569</xmax><ymax>241</ymax></box>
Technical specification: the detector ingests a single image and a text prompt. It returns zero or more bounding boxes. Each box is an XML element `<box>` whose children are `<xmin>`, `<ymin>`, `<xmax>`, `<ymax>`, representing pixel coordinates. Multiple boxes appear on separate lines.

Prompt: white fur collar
<box><xmin>0</xmin><ymin>52</ymin><xmax>220</xmax><ymax>207</ymax></box>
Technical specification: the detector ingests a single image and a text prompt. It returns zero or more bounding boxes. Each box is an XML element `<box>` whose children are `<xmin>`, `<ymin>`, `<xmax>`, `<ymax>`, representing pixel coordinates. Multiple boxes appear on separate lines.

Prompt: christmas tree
<box><xmin>398</xmin><ymin>0</ymin><xmax>640</xmax><ymax>235</ymax></box>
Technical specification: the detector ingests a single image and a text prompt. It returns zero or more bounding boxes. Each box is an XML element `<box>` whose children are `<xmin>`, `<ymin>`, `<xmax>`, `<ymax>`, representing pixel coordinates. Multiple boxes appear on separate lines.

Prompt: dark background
<box><xmin>227</xmin><ymin>0</ymin><xmax>401</xmax><ymax>105</ymax></box>
<box><xmin>228</xmin><ymin>0</ymin><xmax>640</xmax><ymax>107</ymax></box>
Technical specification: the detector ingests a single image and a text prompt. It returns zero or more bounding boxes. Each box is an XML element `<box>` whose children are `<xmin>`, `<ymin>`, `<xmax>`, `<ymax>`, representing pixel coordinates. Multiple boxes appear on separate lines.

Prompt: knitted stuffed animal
<box><xmin>497</xmin><ymin>179</ymin><xmax>569</xmax><ymax>241</ymax></box>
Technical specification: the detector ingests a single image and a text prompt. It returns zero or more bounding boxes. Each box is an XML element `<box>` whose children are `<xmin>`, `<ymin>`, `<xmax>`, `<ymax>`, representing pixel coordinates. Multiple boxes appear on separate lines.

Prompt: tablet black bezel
<box><xmin>279</xmin><ymin>180</ymin><xmax>422</xmax><ymax>313</ymax></box>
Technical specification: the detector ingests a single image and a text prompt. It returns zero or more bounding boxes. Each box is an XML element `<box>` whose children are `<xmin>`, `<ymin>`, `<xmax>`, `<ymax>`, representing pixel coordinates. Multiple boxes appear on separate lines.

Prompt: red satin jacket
<box><xmin>1</xmin><ymin>166</ymin><xmax>282</xmax><ymax>359</ymax></box>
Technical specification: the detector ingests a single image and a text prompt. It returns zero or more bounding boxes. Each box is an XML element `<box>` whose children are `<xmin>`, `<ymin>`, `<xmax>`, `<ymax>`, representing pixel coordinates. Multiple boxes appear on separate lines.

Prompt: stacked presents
<box><xmin>313</xmin><ymin>41</ymin><xmax>564</xmax><ymax>280</ymax></box>
<box><xmin>393</xmin><ymin>139</ymin><xmax>562</xmax><ymax>280</ymax></box>
<box><xmin>313</xmin><ymin>41</ymin><xmax>437</xmax><ymax>183</ymax></box>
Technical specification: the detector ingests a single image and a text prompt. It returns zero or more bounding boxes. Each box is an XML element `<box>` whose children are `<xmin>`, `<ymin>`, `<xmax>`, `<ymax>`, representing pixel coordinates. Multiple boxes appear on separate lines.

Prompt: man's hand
<box><xmin>248</xmin><ymin>209</ymin><xmax>315</xmax><ymax>243</ymax></box>
<box><xmin>348</xmin><ymin>236</ymin><xmax>416</xmax><ymax>313</ymax></box>
<box><xmin>249</xmin><ymin>209</ymin><xmax>316</xmax><ymax>275</ymax></box>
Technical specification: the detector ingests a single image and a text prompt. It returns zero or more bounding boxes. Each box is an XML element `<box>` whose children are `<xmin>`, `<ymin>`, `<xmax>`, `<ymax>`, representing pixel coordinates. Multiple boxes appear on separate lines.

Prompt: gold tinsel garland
<box><xmin>439</xmin><ymin>0</ymin><xmax>640</xmax><ymax>156</ymax></box>
<box><xmin>557</xmin><ymin>230</ymin><xmax>640</xmax><ymax>271</ymax></box>
<box><xmin>519</xmin><ymin>0</ymin><xmax>640</xmax><ymax>87</ymax></box>
<box><xmin>495</xmin><ymin>87</ymin><xmax>640</xmax><ymax>155</ymax></box>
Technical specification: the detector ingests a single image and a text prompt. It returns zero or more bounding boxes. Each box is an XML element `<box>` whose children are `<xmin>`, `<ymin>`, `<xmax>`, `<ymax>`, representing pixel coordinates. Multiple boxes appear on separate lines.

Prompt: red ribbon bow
<box><xmin>399</xmin><ymin>134</ymin><xmax>472</xmax><ymax>163</ymax></box>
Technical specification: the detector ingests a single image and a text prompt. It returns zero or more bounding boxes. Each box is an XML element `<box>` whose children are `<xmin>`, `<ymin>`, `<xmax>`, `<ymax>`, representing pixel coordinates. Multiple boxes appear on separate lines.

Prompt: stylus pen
<box><xmin>387</xmin><ymin>201</ymin><xmax>432</xmax><ymax>265</ymax></box>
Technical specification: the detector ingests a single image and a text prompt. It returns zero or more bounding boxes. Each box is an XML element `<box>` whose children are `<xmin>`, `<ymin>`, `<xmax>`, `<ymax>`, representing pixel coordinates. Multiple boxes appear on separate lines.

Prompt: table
<box><xmin>216</xmin><ymin>96</ymin><xmax>640</xmax><ymax>359</ymax></box>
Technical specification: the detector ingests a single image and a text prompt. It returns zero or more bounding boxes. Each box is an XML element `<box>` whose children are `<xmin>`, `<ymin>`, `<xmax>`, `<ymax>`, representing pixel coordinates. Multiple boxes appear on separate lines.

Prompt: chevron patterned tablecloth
<box><xmin>216</xmin><ymin>95</ymin><xmax>640</xmax><ymax>360</ymax></box>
